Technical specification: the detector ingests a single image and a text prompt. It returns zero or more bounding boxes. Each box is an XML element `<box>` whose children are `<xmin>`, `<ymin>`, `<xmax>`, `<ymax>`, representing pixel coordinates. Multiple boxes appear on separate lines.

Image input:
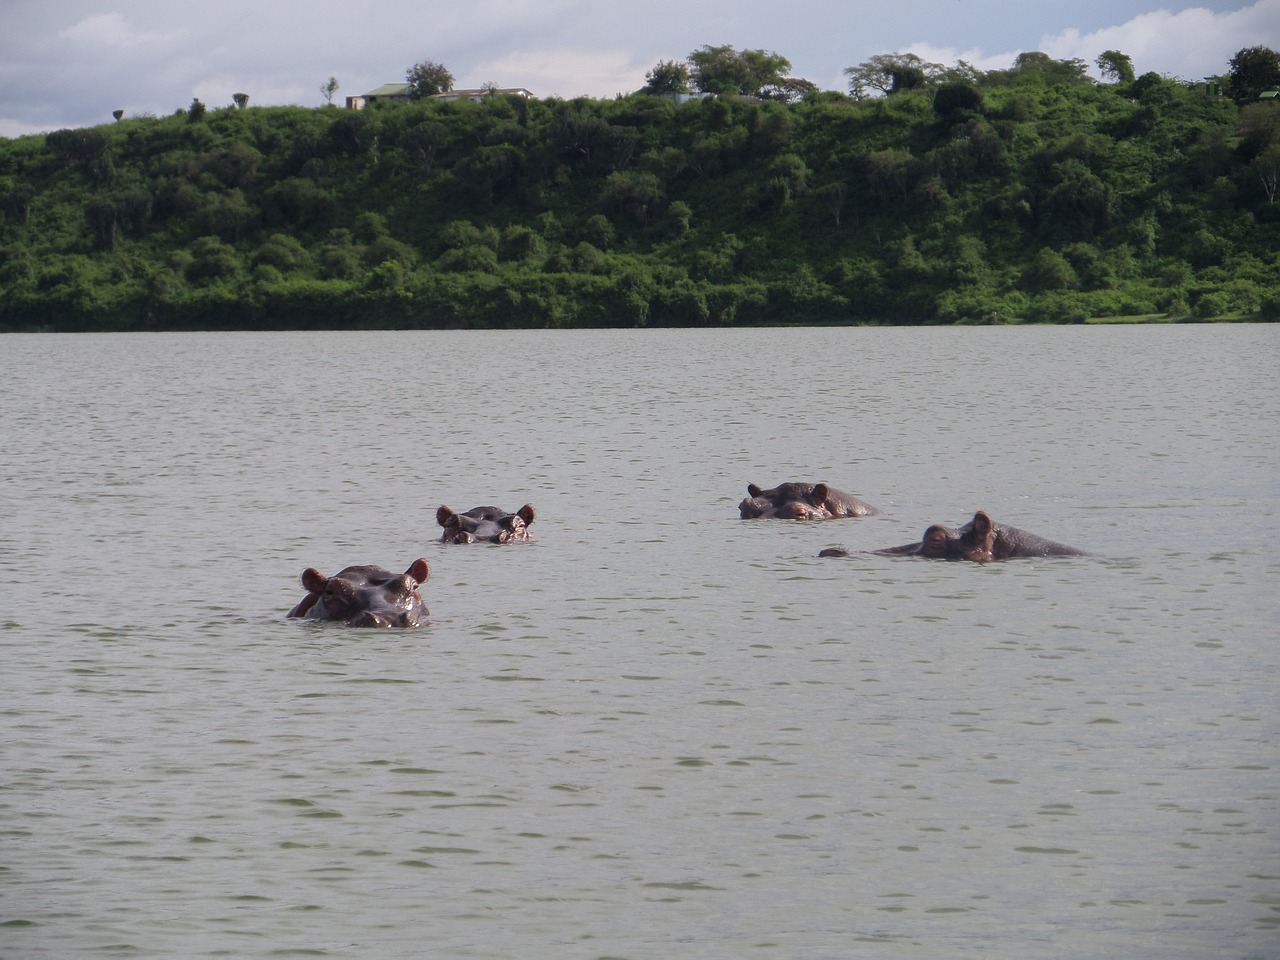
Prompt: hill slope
<box><xmin>2</xmin><ymin>65</ymin><xmax>1278</xmax><ymax>330</ymax></box>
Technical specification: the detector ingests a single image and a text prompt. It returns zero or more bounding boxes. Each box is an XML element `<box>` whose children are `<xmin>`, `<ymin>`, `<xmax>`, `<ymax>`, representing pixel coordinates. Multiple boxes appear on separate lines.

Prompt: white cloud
<box><xmin>898</xmin><ymin>43</ymin><xmax>1020</xmax><ymax>75</ymax></box>
<box><xmin>0</xmin><ymin>117</ymin><xmax>53</xmax><ymax>139</ymax></box>
<box><xmin>1042</xmin><ymin>0</ymin><xmax>1280</xmax><ymax>80</ymax></box>
<box><xmin>896</xmin><ymin>0</ymin><xmax>1280</xmax><ymax>84</ymax></box>
<box><xmin>4</xmin><ymin>1</ymin><xmax>1279</xmax><ymax>135</ymax></box>
<box><xmin>59</xmin><ymin>12</ymin><xmax>180</xmax><ymax>49</ymax></box>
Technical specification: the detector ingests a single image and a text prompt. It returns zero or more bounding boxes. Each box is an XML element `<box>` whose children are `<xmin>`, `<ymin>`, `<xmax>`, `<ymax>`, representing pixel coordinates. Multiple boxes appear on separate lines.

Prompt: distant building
<box><xmin>346</xmin><ymin>84</ymin><xmax>534</xmax><ymax>109</ymax></box>
<box><xmin>660</xmin><ymin>92</ymin><xmax>706</xmax><ymax>105</ymax></box>
<box><xmin>345</xmin><ymin>83</ymin><xmax>412</xmax><ymax>110</ymax></box>
<box><xmin>435</xmin><ymin>87</ymin><xmax>535</xmax><ymax>103</ymax></box>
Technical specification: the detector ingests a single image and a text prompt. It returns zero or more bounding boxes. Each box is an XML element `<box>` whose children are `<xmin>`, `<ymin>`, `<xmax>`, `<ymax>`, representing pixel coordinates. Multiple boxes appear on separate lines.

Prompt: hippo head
<box><xmin>740</xmin><ymin>481</ymin><xmax>877</xmax><ymax>520</ymax></box>
<box><xmin>913</xmin><ymin>518</ymin><xmax>993</xmax><ymax>561</ymax></box>
<box><xmin>867</xmin><ymin>510</ymin><xmax>1082</xmax><ymax>561</ymax></box>
<box><xmin>287</xmin><ymin>559</ymin><xmax>430</xmax><ymax>627</ymax></box>
<box><xmin>738</xmin><ymin>494</ymin><xmax>828</xmax><ymax>520</ymax></box>
<box><xmin>739</xmin><ymin>482</ymin><xmax>835</xmax><ymax>520</ymax></box>
<box><xmin>437</xmin><ymin>504</ymin><xmax>536</xmax><ymax>544</ymax></box>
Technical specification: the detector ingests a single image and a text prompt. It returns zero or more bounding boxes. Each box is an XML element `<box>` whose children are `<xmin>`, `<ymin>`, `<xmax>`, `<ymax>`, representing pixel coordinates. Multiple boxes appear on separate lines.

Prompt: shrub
<box><xmin>437</xmin><ymin>245</ymin><xmax>499</xmax><ymax>273</ymax></box>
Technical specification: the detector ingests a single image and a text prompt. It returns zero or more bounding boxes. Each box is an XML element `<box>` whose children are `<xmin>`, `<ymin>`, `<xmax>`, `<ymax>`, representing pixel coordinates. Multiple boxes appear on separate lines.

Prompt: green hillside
<box><xmin>2</xmin><ymin>57</ymin><xmax>1278</xmax><ymax>330</ymax></box>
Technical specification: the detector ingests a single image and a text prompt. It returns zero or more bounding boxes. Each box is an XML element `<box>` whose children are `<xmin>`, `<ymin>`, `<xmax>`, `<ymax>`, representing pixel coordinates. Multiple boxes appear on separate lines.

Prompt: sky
<box><xmin>1</xmin><ymin>0</ymin><xmax>1278</xmax><ymax>137</ymax></box>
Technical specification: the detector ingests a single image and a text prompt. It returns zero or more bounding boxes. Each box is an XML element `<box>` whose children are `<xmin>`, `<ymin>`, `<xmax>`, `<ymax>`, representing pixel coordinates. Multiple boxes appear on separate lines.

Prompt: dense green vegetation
<box><xmin>2</xmin><ymin>54</ymin><xmax>1279</xmax><ymax>330</ymax></box>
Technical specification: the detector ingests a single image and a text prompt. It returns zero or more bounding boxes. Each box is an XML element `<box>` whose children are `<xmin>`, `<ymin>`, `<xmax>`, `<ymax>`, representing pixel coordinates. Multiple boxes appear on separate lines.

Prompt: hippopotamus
<box><xmin>287</xmin><ymin>559</ymin><xmax>430</xmax><ymax>627</ymax></box>
<box><xmin>437</xmin><ymin>504</ymin><xmax>536</xmax><ymax>544</ymax></box>
<box><xmin>819</xmin><ymin>511</ymin><xmax>1086</xmax><ymax>561</ymax></box>
<box><xmin>739</xmin><ymin>482</ymin><xmax>878</xmax><ymax>520</ymax></box>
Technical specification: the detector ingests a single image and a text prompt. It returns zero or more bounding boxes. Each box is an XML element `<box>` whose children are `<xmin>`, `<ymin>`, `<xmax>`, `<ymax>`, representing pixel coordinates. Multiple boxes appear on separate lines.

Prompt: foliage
<box><xmin>643</xmin><ymin>60</ymin><xmax>691</xmax><ymax>96</ymax></box>
<box><xmin>933</xmin><ymin>81</ymin><xmax>984</xmax><ymax>120</ymax></box>
<box><xmin>1</xmin><ymin>48</ymin><xmax>1277</xmax><ymax>331</ymax></box>
<box><xmin>1009</xmin><ymin>52</ymin><xmax>1091</xmax><ymax>85</ymax></box>
<box><xmin>406</xmin><ymin>60</ymin><xmax>454</xmax><ymax>99</ymax></box>
<box><xmin>1227</xmin><ymin>46</ymin><xmax>1280</xmax><ymax>100</ymax></box>
<box><xmin>1096</xmin><ymin>51</ymin><xmax>1136</xmax><ymax>84</ymax></box>
<box><xmin>688</xmin><ymin>45</ymin><xmax>793</xmax><ymax>99</ymax></box>
<box><xmin>845</xmin><ymin>54</ymin><xmax>945</xmax><ymax>99</ymax></box>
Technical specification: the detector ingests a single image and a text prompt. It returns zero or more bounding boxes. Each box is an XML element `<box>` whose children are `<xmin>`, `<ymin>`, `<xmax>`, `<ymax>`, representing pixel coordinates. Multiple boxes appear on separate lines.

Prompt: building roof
<box><xmin>362</xmin><ymin>83</ymin><xmax>412</xmax><ymax>98</ymax></box>
<box><xmin>436</xmin><ymin>87</ymin><xmax>535</xmax><ymax>99</ymax></box>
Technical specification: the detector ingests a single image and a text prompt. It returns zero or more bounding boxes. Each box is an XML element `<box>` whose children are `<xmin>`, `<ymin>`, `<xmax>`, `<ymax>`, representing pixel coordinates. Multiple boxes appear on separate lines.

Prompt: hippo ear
<box><xmin>435</xmin><ymin>505</ymin><xmax>454</xmax><ymax>527</ymax></box>
<box><xmin>287</xmin><ymin>592</ymin><xmax>319</xmax><ymax>618</ymax></box>
<box><xmin>517</xmin><ymin>504</ymin><xmax>536</xmax><ymax>525</ymax></box>
<box><xmin>747</xmin><ymin>483</ymin><xmax>763</xmax><ymax>497</ymax></box>
<box><xmin>808</xmin><ymin>483</ymin><xmax>830</xmax><ymax>505</ymax></box>
<box><xmin>300</xmin><ymin>568</ymin><xmax>328</xmax><ymax>593</ymax></box>
<box><xmin>971</xmin><ymin>511</ymin><xmax>993</xmax><ymax>536</ymax></box>
<box><xmin>405</xmin><ymin>558</ymin><xmax>429</xmax><ymax>584</ymax></box>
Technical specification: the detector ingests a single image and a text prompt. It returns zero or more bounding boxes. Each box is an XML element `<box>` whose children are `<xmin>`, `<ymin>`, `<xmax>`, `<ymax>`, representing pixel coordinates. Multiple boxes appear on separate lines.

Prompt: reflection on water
<box><xmin>2</xmin><ymin>324</ymin><xmax>1278</xmax><ymax>959</ymax></box>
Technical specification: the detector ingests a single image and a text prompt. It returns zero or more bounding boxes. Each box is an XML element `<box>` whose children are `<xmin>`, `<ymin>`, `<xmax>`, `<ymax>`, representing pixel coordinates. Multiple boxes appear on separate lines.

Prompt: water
<box><xmin>2</xmin><ymin>324</ymin><xmax>1277</xmax><ymax>959</ymax></box>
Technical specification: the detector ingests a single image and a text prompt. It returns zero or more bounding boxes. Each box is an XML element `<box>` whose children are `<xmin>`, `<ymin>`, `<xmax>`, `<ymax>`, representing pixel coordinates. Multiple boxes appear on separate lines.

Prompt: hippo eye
<box><xmin>322</xmin><ymin>580</ymin><xmax>357</xmax><ymax>612</ymax></box>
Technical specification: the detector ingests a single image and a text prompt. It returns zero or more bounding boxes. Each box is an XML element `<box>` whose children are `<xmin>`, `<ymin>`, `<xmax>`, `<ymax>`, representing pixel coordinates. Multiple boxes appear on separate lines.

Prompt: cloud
<box><xmin>904</xmin><ymin>0</ymin><xmax>1280</xmax><ymax>82</ymax></box>
<box><xmin>3</xmin><ymin>0</ymin><xmax>1279</xmax><ymax>138</ymax></box>
<box><xmin>59</xmin><ymin>12</ymin><xmax>181</xmax><ymax>49</ymax></box>
<box><xmin>1039</xmin><ymin>0</ymin><xmax>1280</xmax><ymax>80</ymax></box>
<box><xmin>897</xmin><ymin>43</ymin><xmax>1020</xmax><ymax>75</ymax></box>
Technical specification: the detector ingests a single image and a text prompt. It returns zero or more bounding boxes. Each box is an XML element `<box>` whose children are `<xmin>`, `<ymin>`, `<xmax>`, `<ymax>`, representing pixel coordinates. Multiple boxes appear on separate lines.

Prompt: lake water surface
<box><xmin>2</xmin><ymin>324</ymin><xmax>1278</xmax><ymax>959</ymax></box>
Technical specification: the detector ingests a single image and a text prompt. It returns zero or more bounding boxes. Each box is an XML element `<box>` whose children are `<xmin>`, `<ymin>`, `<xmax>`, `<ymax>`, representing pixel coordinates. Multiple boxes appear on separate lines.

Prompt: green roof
<box><xmin>363</xmin><ymin>83</ymin><xmax>412</xmax><ymax>97</ymax></box>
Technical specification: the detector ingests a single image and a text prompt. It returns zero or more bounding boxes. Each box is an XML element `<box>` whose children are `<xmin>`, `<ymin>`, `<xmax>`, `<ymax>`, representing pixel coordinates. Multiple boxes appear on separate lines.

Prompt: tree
<box><xmin>862</xmin><ymin>148</ymin><xmax>915</xmax><ymax>203</ymax></box>
<box><xmin>45</xmin><ymin>128</ymin><xmax>112</xmax><ymax>179</ymax></box>
<box><xmin>1227</xmin><ymin>46</ymin><xmax>1280</xmax><ymax>100</ymax></box>
<box><xmin>452</xmin><ymin>144</ymin><xmax>520</xmax><ymax>205</ymax></box>
<box><xmin>1011</xmin><ymin>52</ymin><xmax>1091</xmax><ymax>85</ymax></box>
<box><xmin>599</xmin><ymin>170</ymin><xmax>665</xmax><ymax>225</ymax></box>
<box><xmin>1254</xmin><ymin>143</ymin><xmax>1280</xmax><ymax>202</ymax></box>
<box><xmin>187</xmin><ymin>98</ymin><xmax>206</xmax><ymax>122</ymax></box>
<box><xmin>406</xmin><ymin>59</ymin><xmax>454</xmax><ymax>99</ymax></box>
<box><xmin>814</xmin><ymin>181</ymin><xmax>848</xmax><ymax>226</ymax></box>
<box><xmin>844</xmin><ymin>53</ymin><xmax>944</xmax><ymax>99</ymax></box>
<box><xmin>84</xmin><ymin>198</ymin><xmax>120</xmax><ymax>250</ymax></box>
<box><xmin>1237</xmin><ymin>101</ymin><xmax>1280</xmax><ymax>158</ymax></box>
<box><xmin>403</xmin><ymin>121</ymin><xmax>446</xmax><ymax>173</ymax></box>
<box><xmin>933</xmin><ymin>81</ymin><xmax>983</xmax><ymax>119</ymax></box>
<box><xmin>1096</xmin><ymin>50</ymin><xmax>1135</xmax><ymax>84</ymax></box>
<box><xmin>688</xmin><ymin>44</ymin><xmax>792</xmax><ymax>98</ymax></box>
<box><xmin>320</xmin><ymin>76</ymin><xmax>339</xmax><ymax>106</ymax></box>
<box><xmin>761</xmin><ymin>76</ymin><xmax>817</xmax><ymax>104</ymax></box>
<box><xmin>233</xmin><ymin>92</ymin><xmax>249</xmax><ymax>109</ymax></box>
<box><xmin>1</xmin><ymin>182</ymin><xmax>34</xmax><ymax>225</ymax></box>
<box><xmin>642</xmin><ymin>59</ymin><xmax>691</xmax><ymax>96</ymax></box>
<box><xmin>1021</xmin><ymin>248</ymin><xmax>1079</xmax><ymax>292</ymax></box>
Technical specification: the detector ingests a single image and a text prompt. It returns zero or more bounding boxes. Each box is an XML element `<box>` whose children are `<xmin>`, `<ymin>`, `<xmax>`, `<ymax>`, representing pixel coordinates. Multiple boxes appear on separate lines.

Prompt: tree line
<box><xmin>0</xmin><ymin>45</ymin><xmax>1278</xmax><ymax>331</ymax></box>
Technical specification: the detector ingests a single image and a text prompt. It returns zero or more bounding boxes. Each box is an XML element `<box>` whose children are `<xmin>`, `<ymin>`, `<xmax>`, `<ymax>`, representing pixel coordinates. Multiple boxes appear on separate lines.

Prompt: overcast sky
<box><xmin>2</xmin><ymin>0</ymin><xmax>1277</xmax><ymax>137</ymax></box>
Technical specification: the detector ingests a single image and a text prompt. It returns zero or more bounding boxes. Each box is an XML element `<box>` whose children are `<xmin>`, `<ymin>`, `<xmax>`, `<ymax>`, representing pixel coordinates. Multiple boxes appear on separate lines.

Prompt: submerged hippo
<box><xmin>820</xmin><ymin>511</ymin><xmax>1086</xmax><ymax>561</ymax></box>
<box><xmin>287</xmin><ymin>559</ymin><xmax>430</xmax><ymax>627</ymax></box>
<box><xmin>739</xmin><ymin>481</ymin><xmax>878</xmax><ymax>520</ymax></box>
<box><xmin>437</xmin><ymin>504</ymin><xmax>536</xmax><ymax>544</ymax></box>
